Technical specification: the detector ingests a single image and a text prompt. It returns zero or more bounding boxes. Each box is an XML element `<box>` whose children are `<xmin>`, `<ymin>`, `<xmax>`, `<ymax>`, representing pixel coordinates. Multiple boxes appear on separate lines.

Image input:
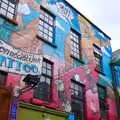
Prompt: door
<box><xmin>0</xmin><ymin>88</ymin><xmax>11</xmax><ymax>120</ymax></box>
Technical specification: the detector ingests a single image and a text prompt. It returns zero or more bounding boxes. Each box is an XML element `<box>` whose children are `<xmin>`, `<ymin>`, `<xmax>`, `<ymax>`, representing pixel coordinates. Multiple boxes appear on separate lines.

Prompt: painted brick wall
<box><xmin>0</xmin><ymin>0</ymin><xmax>118</xmax><ymax>120</ymax></box>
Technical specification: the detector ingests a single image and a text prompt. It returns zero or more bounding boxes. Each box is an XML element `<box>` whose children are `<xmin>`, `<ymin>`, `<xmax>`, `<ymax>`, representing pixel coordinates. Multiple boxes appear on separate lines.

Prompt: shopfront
<box><xmin>16</xmin><ymin>102</ymin><xmax>68</xmax><ymax>120</ymax></box>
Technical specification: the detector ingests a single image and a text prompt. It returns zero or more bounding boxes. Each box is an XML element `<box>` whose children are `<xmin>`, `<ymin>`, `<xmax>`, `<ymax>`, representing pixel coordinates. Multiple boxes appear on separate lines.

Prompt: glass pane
<box><xmin>48</xmin><ymin>37</ymin><xmax>53</xmax><ymax>42</ymax></box>
<box><xmin>44</xmin><ymin>34</ymin><xmax>48</xmax><ymax>40</ymax></box>
<box><xmin>39</xmin><ymin>20</ymin><xmax>43</xmax><ymax>25</ymax></box>
<box><xmin>40</xmin><ymin>14</ymin><xmax>44</xmax><ymax>19</ymax></box>
<box><xmin>0</xmin><ymin>8</ymin><xmax>6</xmax><ymax>15</ymax></box>
<box><xmin>49</xmin><ymin>20</ymin><xmax>53</xmax><ymax>26</ymax></box>
<box><xmin>47</xmin><ymin>63</ymin><xmax>52</xmax><ymax>69</ymax></box>
<box><xmin>9</xmin><ymin>2</ymin><xmax>15</xmax><ymax>8</ymax></box>
<box><xmin>49</xmin><ymin>31</ymin><xmax>53</xmax><ymax>37</ymax></box>
<box><xmin>39</xmin><ymin>25</ymin><xmax>43</xmax><ymax>31</ymax></box>
<box><xmin>7</xmin><ymin>12</ymin><xmax>13</xmax><ymax>19</ymax></box>
<box><xmin>44</xmin><ymin>23</ymin><xmax>49</xmax><ymax>29</ymax></box>
<box><xmin>46</xmin><ymin>78</ymin><xmax>51</xmax><ymax>85</ymax></box>
<box><xmin>40</xmin><ymin>76</ymin><xmax>45</xmax><ymax>82</ymax></box>
<box><xmin>42</xmin><ymin>67</ymin><xmax>46</xmax><ymax>74</ymax></box>
<box><xmin>37</xmin><ymin>30</ymin><xmax>43</xmax><ymax>37</ymax></box>
<box><xmin>47</xmin><ymin>69</ymin><xmax>52</xmax><ymax>76</ymax></box>
<box><xmin>44</xmin><ymin>29</ymin><xmax>48</xmax><ymax>34</ymax></box>
<box><xmin>8</xmin><ymin>7</ymin><xmax>14</xmax><ymax>14</ymax></box>
<box><xmin>1</xmin><ymin>2</ymin><xmax>8</xmax><ymax>9</ymax></box>
<box><xmin>2</xmin><ymin>0</ymin><xmax>8</xmax><ymax>4</ymax></box>
<box><xmin>75</xmin><ymin>91</ymin><xmax>78</xmax><ymax>96</ymax></box>
<box><xmin>45</xmin><ymin>16</ymin><xmax>48</xmax><ymax>22</ymax></box>
<box><xmin>49</xmin><ymin>26</ymin><xmax>53</xmax><ymax>32</ymax></box>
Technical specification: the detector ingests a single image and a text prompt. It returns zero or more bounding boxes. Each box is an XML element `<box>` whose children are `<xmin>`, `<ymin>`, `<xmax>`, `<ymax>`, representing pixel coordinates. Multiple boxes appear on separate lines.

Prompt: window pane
<box><xmin>48</xmin><ymin>37</ymin><xmax>53</xmax><ymax>42</ymax></box>
<box><xmin>47</xmin><ymin>70</ymin><xmax>52</xmax><ymax>76</ymax></box>
<box><xmin>9</xmin><ymin>2</ymin><xmax>15</xmax><ymax>8</ymax></box>
<box><xmin>0</xmin><ymin>8</ymin><xmax>6</xmax><ymax>15</ymax></box>
<box><xmin>0</xmin><ymin>0</ymin><xmax>16</xmax><ymax>19</ymax></box>
<box><xmin>38</xmin><ymin>9</ymin><xmax>54</xmax><ymax>43</ymax></box>
<box><xmin>1</xmin><ymin>2</ymin><xmax>8</xmax><ymax>9</ymax></box>
<box><xmin>34</xmin><ymin>59</ymin><xmax>53</xmax><ymax>101</ymax></box>
<box><xmin>8</xmin><ymin>7</ymin><xmax>14</xmax><ymax>14</ymax></box>
<box><xmin>42</xmin><ymin>67</ymin><xmax>46</xmax><ymax>74</ymax></box>
<box><xmin>47</xmin><ymin>63</ymin><xmax>52</xmax><ymax>69</ymax></box>
<box><xmin>46</xmin><ymin>78</ymin><xmax>51</xmax><ymax>85</ymax></box>
<box><xmin>71</xmin><ymin>31</ymin><xmax>80</xmax><ymax>59</ymax></box>
<box><xmin>40</xmin><ymin>76</ymin><xmax>45</xmax><ymax>82</ymax></box>
<box><xmin>2</xmin><ymin>0</ymin><xmax>8</xmax><ymax>4</ymax></box>
<box><xmin>7</xmin><ymin>12</ymin><xmax>13</xmax><ymax>19</ymax></box>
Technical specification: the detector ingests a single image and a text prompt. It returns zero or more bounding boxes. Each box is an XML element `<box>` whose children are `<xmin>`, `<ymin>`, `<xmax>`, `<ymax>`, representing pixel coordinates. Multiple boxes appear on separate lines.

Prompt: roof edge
<box><xmin>64</xmin><ymin>0</ymin><xmax>111</xmax><ymax>40</ymax></box>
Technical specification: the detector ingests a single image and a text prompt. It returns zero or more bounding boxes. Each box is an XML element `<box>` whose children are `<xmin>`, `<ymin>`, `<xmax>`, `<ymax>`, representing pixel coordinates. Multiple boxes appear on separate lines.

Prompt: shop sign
<box><xmin>0</xmin><ymin>40</ymin><xmax>43</xmax><ymax>75</ymax></box>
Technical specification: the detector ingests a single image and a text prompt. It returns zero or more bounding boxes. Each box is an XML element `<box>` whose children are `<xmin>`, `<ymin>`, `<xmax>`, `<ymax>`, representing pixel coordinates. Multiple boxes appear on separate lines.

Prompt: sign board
<box><xmin>0</xmin><ymin>40</ymin><xmax>43</xmax><ymax>75</ymax></box>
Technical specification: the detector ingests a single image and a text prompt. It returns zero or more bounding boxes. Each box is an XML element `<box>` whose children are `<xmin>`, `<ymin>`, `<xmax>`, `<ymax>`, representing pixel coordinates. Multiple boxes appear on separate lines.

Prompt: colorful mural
<box><xmin>0</xmin><ymin>0</ymin><xmax>118</xmax><ymax>120</ymax></box>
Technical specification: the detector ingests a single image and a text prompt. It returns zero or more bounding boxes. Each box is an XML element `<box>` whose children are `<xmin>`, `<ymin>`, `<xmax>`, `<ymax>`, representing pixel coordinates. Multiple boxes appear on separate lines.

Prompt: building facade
<box><xmin>0</xmin><ymin>0</ymin><xmax>118</xmax><ymax>120</ymax></box>
<box><xmin>111</xmin><ymin>49</ymin><xmax>120</xmax><ymax>119</ymax></box>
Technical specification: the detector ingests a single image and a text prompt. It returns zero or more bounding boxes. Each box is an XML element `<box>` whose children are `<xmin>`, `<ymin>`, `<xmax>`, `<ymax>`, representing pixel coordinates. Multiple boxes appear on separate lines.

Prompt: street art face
<box><xmin>0</xmin><ymin>0</ymin><xmax>117</xmax><ymax>120</ymax></box>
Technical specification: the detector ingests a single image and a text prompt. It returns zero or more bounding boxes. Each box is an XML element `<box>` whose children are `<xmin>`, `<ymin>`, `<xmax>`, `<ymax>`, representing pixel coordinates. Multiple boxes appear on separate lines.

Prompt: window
<box><xmin>71</xmin><ymin>30</ymin><xmax>80</xmax><ymax>59</ymax></box>
<box><xmin>0</xmin><ymin>0</ymin><xmax>18</xmax><ymax>20</ymax></box>
<box><xmin>98</xmin><ymin>85</ymin><xmax>108</xmax><ymax>119</ymax></box>
<box><xmin>0</xmin><ymin>71</ymin><xmax>7</xmax><ymax>86</ymax></box>
<box><xmin>93</xmin><ymin>44</ymin><xmax>103</xmax><ymax>73</ymax></box>
<box><xmin>37</xmin><ymin>7</ymin><xmax>54</xmax><ymax>43</ymax></box>
<box><xmin>71</xmin><ymin>80</ymin><xmax>85</xmax><ymax>120</ymax></box>
<box><xmin>34</xmin><ymin>59</ymin><xmax>53</xmax><ymax>101</ymax></box>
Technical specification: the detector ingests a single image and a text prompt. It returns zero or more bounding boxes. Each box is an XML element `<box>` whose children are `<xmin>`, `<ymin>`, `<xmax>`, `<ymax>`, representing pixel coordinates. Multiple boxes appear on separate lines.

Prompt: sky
<box><xmin>66</xmin><ymin>0</ymin><xmax>120</xmax><ymax>52</ymax></box>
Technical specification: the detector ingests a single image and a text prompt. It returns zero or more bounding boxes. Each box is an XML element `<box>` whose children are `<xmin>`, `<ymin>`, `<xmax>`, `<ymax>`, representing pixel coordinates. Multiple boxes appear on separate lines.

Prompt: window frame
<box><xmin>70</xmin><ymin>29</ymin><xmax>81</xmax><ymax>61</ymax></box>
<box><xmin>34</xmin><ymin>58</ymin><xmax>53</xmax><ymax>102</ymax></box>
<box><xmin>71</xmin><ymin>79</ymin><xmax>85</xmax><ymax>120</ymax></box>
<box><xmin>37</xmin><ymin>6</ymin><xmax>56</xmax><ymax>47</ymax></box>
<box><xmin>93</xmin><ymin>44</ymin><xmax>103</xmax><ymax>74</ymax></box>
<box><xmin>97</xmin><ymin>84</ymin><xmax>108</xmax><ymax>119</ymax></box>
<box><xmin>0</xmin><ymin>0</ymin><xmax>19</xmax><ymax>25</ymax></box>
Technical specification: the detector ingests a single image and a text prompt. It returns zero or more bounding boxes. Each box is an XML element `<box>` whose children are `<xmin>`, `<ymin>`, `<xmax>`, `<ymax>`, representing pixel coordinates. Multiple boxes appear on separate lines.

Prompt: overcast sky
<box><xmin>67</xmin><ymin>0</ymin><xmax>120</xmax><ymax>52</ymax></box>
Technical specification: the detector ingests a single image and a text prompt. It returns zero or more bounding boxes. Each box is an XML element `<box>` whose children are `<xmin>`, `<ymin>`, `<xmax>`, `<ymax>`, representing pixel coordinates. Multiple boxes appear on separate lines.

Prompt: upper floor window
<box><xmin>37</xmin><ymin>7</ymin><xmax>54</xmax><ymax>43</ymax></box>
<box><xmin>70</xmin><ymin>30</ymin><xmax>81</xmax><ymax>59</ymax></box>
<box><xmin>98</xmin><ymin>85</ymin><xmax>108</xmax><ymax>119</ymax></box>
<box><xmin>0</xmin><ymin>0</ymin><xmax>18</xmax><ymax>20</ymax></box>
<box><xmin>0</xmin><ymin>71</ymin><xmax>7</xmax><ymax>86</ymax></box>
<box><xmin>93</xmin><ymin>44</ymin><xmax>103</xmax><ymax>73</ymax></box>
<box><xmin>34</xmin><ymin>58</ymin><xmax>53</xmax><ymax>101</ymax></box>
<box><xmin>71</xmin><ymin>80</ymin><xmax>85</xmax><ymax>120</ymax></box>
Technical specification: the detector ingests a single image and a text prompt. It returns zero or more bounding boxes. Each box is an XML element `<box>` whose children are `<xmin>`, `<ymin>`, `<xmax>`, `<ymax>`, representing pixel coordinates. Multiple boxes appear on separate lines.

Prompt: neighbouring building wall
<box><xmin>0</xmin><ymin>0</ymin><xmax>118</xmax><ymax>120</ymax></box>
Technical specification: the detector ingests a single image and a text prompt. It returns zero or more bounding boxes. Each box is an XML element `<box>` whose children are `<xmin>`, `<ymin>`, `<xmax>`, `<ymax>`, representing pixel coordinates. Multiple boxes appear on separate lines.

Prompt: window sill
<box><xmin>70</xmin><ymin>55</ymin><xmax>85</xmax><ymax>64</ymax></box>
<box><xmin>36</xmin><ymin>35</ymin><xmax>57</xmax><ymax>48</ymax></box>
<box><xmin>95</xmin><ymin>68</ymin><xmax>105</xmax><ymax>76</ymax></box>
<box><xmin>0</xmin><ymin>14</ymin><xmax>18</xmax><ymax>25</ymax></box>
